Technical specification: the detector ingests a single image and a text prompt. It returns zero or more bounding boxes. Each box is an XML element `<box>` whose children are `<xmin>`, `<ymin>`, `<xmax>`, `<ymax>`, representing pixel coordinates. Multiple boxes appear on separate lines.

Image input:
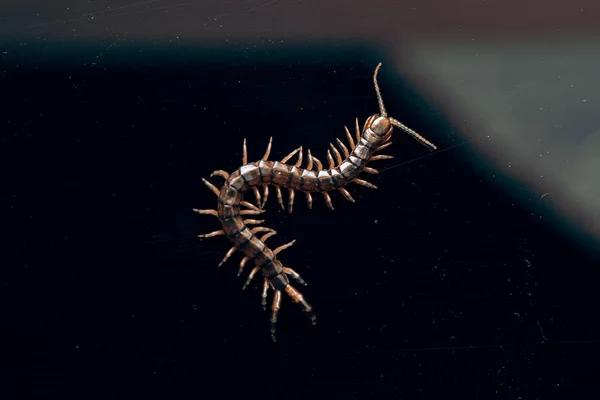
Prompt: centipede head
<box><xmin>369</xmin><ymin>63</ymin><xmax>437</xmax><ymax>151</ymax></box>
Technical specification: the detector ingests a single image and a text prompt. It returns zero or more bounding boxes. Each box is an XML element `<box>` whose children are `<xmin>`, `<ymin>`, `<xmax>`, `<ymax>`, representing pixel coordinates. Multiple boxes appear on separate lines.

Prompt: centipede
<box><xmin>194</xmin><ymin>63</ymin><xmax>437</xmax><ymax>341</ymax></box>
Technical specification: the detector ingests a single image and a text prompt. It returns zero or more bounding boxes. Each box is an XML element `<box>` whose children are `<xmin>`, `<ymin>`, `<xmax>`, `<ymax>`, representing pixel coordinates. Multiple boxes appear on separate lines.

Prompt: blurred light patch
<box><xmin>395</xmin><ymin>38</ymin><xmax>600</xmax><ymax>251</ymax></box>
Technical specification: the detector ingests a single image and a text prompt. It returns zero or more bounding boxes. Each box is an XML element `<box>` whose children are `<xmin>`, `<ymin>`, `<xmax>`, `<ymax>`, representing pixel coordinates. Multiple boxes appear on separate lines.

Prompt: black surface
<box><xmin>2</xmin><ymin>43</ymin><xmax>599</xmax><ymax>399</ymax></box>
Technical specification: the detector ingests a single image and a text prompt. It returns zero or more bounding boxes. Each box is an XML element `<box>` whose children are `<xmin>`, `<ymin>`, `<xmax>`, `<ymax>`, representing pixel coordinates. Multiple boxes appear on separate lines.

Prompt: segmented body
<box><xmin>194</xmin><ymin>64</ymin><xmax>437</xmax><ymax>341</ymax></box>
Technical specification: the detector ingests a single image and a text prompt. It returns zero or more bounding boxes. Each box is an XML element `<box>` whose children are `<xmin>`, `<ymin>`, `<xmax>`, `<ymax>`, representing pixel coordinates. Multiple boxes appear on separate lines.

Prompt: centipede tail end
<box><xmin>269</xmin><ymin>284</ymin><xmax>316</xmax><ymax>342</ymax></box>
<box><xmin>285</xmin><ymin>285</ymin><xmax>317</xmax><ymax>323</ymax></box>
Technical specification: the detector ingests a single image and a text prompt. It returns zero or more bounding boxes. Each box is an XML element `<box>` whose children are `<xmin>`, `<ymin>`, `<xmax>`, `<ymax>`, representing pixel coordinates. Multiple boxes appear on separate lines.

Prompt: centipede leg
<box><xmin>375</xmin><ymin>141</ymin><xmax>392</xmax><ymax>152</ymax></box>
<box><xmin>330</xmin><ymin>143</ymin><xmax>343</xmax><ymax>165</ymax></box>
<box><xmin>218</xmin><ymin>246</ymin><xmax>236</xmax><ymax>267</ymax></box>
<box><xmin>344</xmin><ymin>125</ymin><xmax>355</xmax><ymax>150</ymax></box>
<box><xmin>192</xmin><ymin>208</ymin><xmax>218</xmax><ymax>217</ymax></box>
<box><xmin>322</xmin><ymin>192</ymin><xmax>335</xmax><ymax>210</ymax></box>
<box><xmin>261</xmin><ymin>184</ymin><xmax>269</xmax><ymax>209</ymax></box>
<box><xmin>259</xmin><ymin>230</ymin><xmax>277</xmax><ymax>242</ymax></box>
<box><xmin>210</xmin><ymin>170</ymin><xmax>230</xmax><ymax>180</ymax></box>
<box><xmin>353</xmin><ymin>178</ymin><xmax>378</xmax><ymax>190</ymax></box>
<box><xmin>283</xmin><ymin>267</ymin><xmax>307</xmax><ymax>286</ymax></box>
<box><xmin>288</xmin><ymin>189</ymin><xmax>295</xmax><ymax>214</ymax></box>
<box><xmin>295</xmin><ymin>148</ymin><xmax>303</xmax><ymax>168</ymax></box>
<box><xmin>338</xmin><ymin>188</ymin><xmax>355</xmax><ymax>203</ymax></box>
<box><xmin>198</xmin><ymin>230</ymin><xmax>224</xmax><ymax>238</ymax></box>
<box><xmin>242</xmin><ymin>266</ymin><xmax>260</xmax><ymax>290</ymax></box>
<box><xmin>284</xmin><ymin>284</ymin><xmax>317</xmax><ymax>326</ymax></box>
<box><xmin>242</xmin><ymin>219</ymin><xmax>265</xmax><ymax>225</ymax></box>
<box><xmin>270</xmin><ymin>290</ymin><xmax>282</xmax><ymax>341</ymax></box>
<box><xmin>305</xmin><ymin>192</ymin><xmax>313</xmax><ymax>209</ymax></box>
<box><xmin>252</xmin><ymin>187</ymin><xmax>262</xmax><ymax>207</ymax></box>
<box><xmin>202</xmin><ymin>178</ymin><xmax>221</xmax><ymax>197</ymax></box>
<box><xmin>273</xmin><ymin>239</ymin><xmax>296</xmax><ymax>255</ymax></box>
<box><xmin>261</xmin><ymin>279</ymin><xmax>269</xmax><ymax>310</ymax></box>
<box><xmin>241</xmin><ymin>200</ymin><xmax>260</xmax><ymax>211</ymax></box>
<box><xmin>326</xmin><ymin>150</ymin><xmax>335</xmax><ymax>169</ymax></box>
<box><xmin>250</xmin><ymin>227</ymin><xmax>276</xmax><ymax>235</ymax></box>
<box><xmin>240</xmin><ymin>209</ymin><xmax>264</xmax><ymax>216</ymax></box>
<box><xmin>370</xmin><ymin>154</ymin><xmax>393</xmax><ymax>161</ymax></box>
<box><xmin>262</xmin><ymin>137</ymin><xmax>273</xmax><ymax>161</ymax></box>
<box><xmin>275</xmin><ymin>186</ymin><xmax>284</xmax><ymax>210</ymax></box>
<box><xmin>281</xmin><ymin>147</ymin><xmax>302</xmax><ymax>163</ymax></box>
<box><xmin>238</xmin><ymin>256</ymin><xmax>249</xmax><ymax>276</ymax></box>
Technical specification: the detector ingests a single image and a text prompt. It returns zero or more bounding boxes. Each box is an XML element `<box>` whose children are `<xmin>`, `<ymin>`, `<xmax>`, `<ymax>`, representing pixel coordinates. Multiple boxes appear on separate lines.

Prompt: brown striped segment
<box><xmin>258</xmin><ymin>160</ymin><xmax>274</xmax><ymax>183</ymax></box>
<box><xmin>242</xmin><ymin>235</ymin><xmax>267</xmax><ymax>259</ymax></box>
<box><xmin>239</xmin><ymin>164</ymin><xmax>262</xmax><ymax>186</ymax></box>
<box><xmin>217</xmin><ymin>204</ymin><xmax>240</xmax><ymax>220</ymax></box>
<box><xmin>339</xmin><ymin>160</ymin><xmax>359</xmax><ymax>179</ymax></box>
<box><xmin>218</xmin><ymin>185</ymin><xmax>242</xmax><ymax>206</ymax></box>
<box><xmin>362</xmin><ymin>129</ymin><xmax>381</xmax><ymax>144</ymax></box>
<box><xmin>230</xmin><ymin>227</ymin><xmax>253</xmax><ymax>247</ymax></box>
<box><xmin>254</xmin><ymin>246</ymin><xmax>276</xmax><ymax>267</ymax></box>
<box><xmin>330</xmin><ymin>168</ymin><xmax>346</xmax><ymax>187</ymax></box>
<box><xmin>271</xmin><ymin>162</ymin><xmax>291</xmax><ymax>185</ymax></box>
<box><xmin>289</xmin><ymin>166</ymin><xmax>303</xmax><ymax>189</ymax></box>
<box><xmin>352</xmin><ymin>143</ymin><xmax>372</xmax><ymax>160</ymax></box>
<box><xmin>317</xmin><ymin>170</ymin><xmax>335</xmax><ymax>191</ymax></box>
<box><xmin>300</xmin><ymin>169</ymin><xmax>318</xmax><ymax>192</ymax></box>
<box><xmin>228</xmin><ymin>172</ymin><xmax>248</xmax><ymax>191</ymax></box>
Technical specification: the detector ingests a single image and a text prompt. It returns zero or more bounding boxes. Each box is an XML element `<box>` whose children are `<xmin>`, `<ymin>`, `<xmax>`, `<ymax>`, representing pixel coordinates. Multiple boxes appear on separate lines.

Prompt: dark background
<box><xmin>2</xmin><ymin>1</ymin><xmax>600</xmax><ymax>399</ymax></box>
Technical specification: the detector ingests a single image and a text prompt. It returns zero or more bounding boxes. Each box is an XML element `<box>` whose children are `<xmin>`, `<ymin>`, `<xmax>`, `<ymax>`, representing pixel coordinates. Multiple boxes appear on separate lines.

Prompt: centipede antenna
<box><xmin>373</xmin><ymin>62</ymin><xmax>387</xmax><ymax>118</ymax></box>
<box><xmin>389</xmin><ymin>117</ymin><xmax>438</xmax><ymax>151</ymax></box>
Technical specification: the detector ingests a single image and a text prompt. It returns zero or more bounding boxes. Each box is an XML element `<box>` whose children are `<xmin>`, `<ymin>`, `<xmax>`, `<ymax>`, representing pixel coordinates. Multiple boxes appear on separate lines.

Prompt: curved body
<box><xmin>219</xmin><ymin>115</ymin><xmax>381</xmax><ymax>282</ymax></box>
<box><xmin>194</xmin><ymin>64</ymin><xmax>436</xmax><ymax>340</ymax></box>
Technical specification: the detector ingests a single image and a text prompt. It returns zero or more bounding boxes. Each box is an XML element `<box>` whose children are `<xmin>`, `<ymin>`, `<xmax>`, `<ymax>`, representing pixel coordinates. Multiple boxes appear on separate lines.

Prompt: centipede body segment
<box><xmin>194</xmin><ymin>63</ymin><xmax>437</xmax><ymax>341</ymax></box>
